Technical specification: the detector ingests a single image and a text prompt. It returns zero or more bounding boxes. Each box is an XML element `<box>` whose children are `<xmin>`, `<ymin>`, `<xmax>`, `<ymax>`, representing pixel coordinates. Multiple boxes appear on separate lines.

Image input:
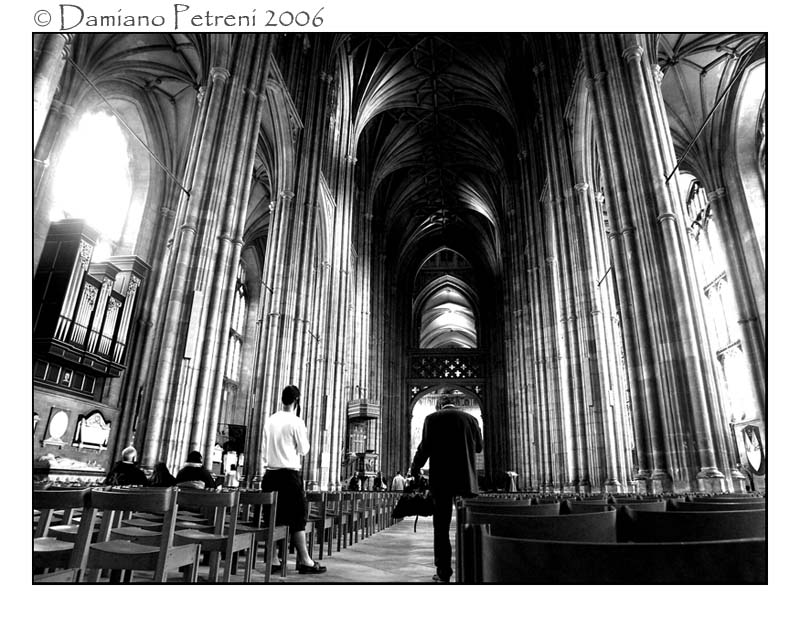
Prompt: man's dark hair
<box><xmin>282</xmin><ymin>384</ymin><xmax>301</xmax><ymax>406</ymax></box>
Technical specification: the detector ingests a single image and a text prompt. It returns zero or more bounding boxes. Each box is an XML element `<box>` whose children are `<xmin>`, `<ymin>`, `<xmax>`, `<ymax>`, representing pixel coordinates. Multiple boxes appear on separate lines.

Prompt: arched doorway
<box><xmin>407</xmin><ymin>383</ymin><xmax>485</xmax><ymax>480</ymax></box>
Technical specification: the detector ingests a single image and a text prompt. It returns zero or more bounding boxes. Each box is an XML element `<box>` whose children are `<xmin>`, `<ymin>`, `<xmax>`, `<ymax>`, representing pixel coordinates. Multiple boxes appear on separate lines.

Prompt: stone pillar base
<box><xmin>728</xmin><ymin>475</ymin><xmax>748</xmax><ymax>494</ymax></box>
<box><xmin>578</xmin><ymin>480</ymin><xmax>592</xmax><ymax>495</ymax></box>
<box><xmin>670</xmin><ymin>479</ymin><xmax>692</xmax><ymax>494</ymax></box>
<box><xmin>650</xmin><ymin>470</ymin><xmax>673</xmax><ymax>495</ymax></box>
<box><xmin>697</xmin><ymin>468</ymin><xmax>726</xmax><ymax>494</ymax></box>
<box><xmin>604</xmin><ymin>479</ymin><xmax>623</xmax><ymax>494</ymax></box>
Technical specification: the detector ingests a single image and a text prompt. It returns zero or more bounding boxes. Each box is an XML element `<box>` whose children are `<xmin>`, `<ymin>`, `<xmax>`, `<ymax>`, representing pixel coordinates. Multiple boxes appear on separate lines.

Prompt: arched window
<box><xmin>680</xmin><ymin>172</ymin><xmax>757</xmax><ymax>423</ymax></box>
<box><xmin>51</xmin><ymin>111</ymin><xmax>137</xmax><ymax>262</ymax></box>
<box><xmin>224</xmin><ymin>263</ymin><xmax>247</xmax><ymax>383</ymax></box>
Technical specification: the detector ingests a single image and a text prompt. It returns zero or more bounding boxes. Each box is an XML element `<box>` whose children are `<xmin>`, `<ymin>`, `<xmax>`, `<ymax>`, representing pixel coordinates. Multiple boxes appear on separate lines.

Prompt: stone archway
<box><xmin>406</xmin><ymin>383</ymin><xmax>486</xmax><ymax>479</ymax></box>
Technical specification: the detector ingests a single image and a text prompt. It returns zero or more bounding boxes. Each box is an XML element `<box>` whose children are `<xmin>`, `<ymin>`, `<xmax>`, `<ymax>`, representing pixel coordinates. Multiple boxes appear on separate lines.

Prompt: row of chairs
<box><xmin>34</xmin><ymin>486</ymin><xmax>288</xmax><ymax>583</ymax></box>
<box><xmin>305</xmin><ymin>491</ymin><xmax>404</xmax><ymax>561</ymax></box>
<box><xmin>455</xmin><ymin>497</ymin><xmax>766</xmax><ymax>583</ymax></box>
<box><xmin>34</xmin><ymin>486</ymin><xmax>405</xmax><ymax>583</ymax></box>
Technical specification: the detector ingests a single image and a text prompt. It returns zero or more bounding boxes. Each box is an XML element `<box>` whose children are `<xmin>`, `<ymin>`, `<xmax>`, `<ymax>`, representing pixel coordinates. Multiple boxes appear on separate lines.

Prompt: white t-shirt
<box><xmin>261</xmin><ymin>409</ymin><xmax>310</xmax><ymax>472</ymax></box>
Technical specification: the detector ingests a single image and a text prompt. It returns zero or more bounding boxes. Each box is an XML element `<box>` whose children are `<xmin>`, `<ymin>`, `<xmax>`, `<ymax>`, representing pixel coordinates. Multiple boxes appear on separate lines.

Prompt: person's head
<box><xmin>121</xmin><ymin>446</ymin><xmax>137</xmax><ymax>463</ymax></box>
<box><xmin>281</xmin><ymin>384</ymin><xmax>301</xmax><ymax>408</ymax></box>
<box><xmin>186</xmin><ymin>450</ymin><xmax>203</xmax><ymax>464</ymax></box>
<box><xmin>229</xmin><ymin>464</ymin><xmax>236</xmax><ymax>472</ymax></box>
<box><xmin>438</xmin><ymin>394</ymin><xmax>456</xmax><ymax>409</ymax></box>
<box><xmin>396</xmin><ymin>471</ymin><xmax>402</xmax><ymax>477</ymax></box>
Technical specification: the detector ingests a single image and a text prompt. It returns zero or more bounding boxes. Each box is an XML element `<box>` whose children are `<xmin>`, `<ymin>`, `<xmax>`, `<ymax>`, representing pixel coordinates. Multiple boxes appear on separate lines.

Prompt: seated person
<box><xmin>103</xmin><ymin>446</ymin><xmax>148</xmax><ymax>486</ymax></box>
<box><xmin>175</xmin><ymin>450</ymin><xmax>216</xmax><ymax>489</ymax></box>
<box><xmin>149</xmin><ymin>461</ymin><xmax>176</xmax><ymax>487</ymax></box>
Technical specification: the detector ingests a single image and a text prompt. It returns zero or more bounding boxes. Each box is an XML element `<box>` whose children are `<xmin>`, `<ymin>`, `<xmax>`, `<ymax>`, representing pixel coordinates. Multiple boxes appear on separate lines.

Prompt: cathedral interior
<box><xmin>33</xmin><ymin>32</ymin><xmax>766</xmax><ymax>497</ymax></box>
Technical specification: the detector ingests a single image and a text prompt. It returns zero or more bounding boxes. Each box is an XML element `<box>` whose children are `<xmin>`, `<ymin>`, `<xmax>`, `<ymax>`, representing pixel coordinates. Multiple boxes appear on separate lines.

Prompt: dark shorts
<box><xmin>261</xmin><ymin>468</ymin><xmax>307</xmax><ymax>534</ymax></box>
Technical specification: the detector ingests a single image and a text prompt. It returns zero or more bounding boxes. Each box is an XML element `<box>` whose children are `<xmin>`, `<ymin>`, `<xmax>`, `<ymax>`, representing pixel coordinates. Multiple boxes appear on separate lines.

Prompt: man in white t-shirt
<box><xmin>390</xmin><ymin>470</ymin><xmax>406</xmax><ymax>492</ymax></box>
<box><xmin>260</xmin><ymin>384</ymin><xmax>327</xmax><ymax>575</ymax></box>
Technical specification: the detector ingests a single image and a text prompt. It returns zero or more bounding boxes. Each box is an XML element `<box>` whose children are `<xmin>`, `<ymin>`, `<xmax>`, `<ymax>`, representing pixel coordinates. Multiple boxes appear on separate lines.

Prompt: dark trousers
<box><xmin>432</xmin><ymin>493</ymin><xmax>455</xmax><ymax>580</ymax></box>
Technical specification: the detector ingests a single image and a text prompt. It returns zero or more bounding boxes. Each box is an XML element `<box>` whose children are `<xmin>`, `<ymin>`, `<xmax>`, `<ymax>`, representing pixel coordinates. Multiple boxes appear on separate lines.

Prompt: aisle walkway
<box><xmin>263</xmin><ymin>515</ymin><xmax>445</xmax><ymax>584</ymax></box>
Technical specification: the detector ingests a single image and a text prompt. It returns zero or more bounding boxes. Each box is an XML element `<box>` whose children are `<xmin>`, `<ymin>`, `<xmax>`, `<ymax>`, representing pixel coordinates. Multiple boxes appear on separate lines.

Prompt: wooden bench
<box><xmin>456</xmin><ymin>503</ymin><xmax>612</xmax><ymax>582</ymax></box>
<box><xmin>613</xmin><ymin>500</ymin><xmax>667</xmax><ymax>512</ymax></box>
<box><xmin>669</xmin><ymin>499</ymin><xmax>765</xmax><ymax>511</ymax></box>
<box><xmin>480</xmin><ymin>533</ymin><xmax>766</xmax><ymax>583</ymax></box>
<box><xmin>561</xmin><ymin>500</ymin><xmax>614</xmax><ymax>514</ymax></box>
<box><xmin>617</xmin><ymin>506</ymin><xmax>765</xmax><ymax>543</ymax></box>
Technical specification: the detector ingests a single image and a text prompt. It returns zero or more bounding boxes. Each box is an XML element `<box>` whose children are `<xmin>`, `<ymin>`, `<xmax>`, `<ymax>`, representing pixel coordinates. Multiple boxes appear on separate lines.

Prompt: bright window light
<box><xmin>51</xmin><ymin>111</ymin><xmax>132</xmax><ymax>261</ymax></box>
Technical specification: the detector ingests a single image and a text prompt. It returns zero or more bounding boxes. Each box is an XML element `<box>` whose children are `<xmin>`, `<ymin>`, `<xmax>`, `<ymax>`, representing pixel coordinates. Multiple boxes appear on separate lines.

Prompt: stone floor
<box><xmin>161</xmin><ymin>514</ymin><xmax>448</xmax><ymax>584</ymax></box>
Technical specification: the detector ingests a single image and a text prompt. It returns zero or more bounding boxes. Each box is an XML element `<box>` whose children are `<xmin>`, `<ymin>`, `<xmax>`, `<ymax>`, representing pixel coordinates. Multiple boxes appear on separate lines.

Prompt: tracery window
<box><xmin>221</xmin><ymin>263</ymin><xmax>248</xmax><ymax>428</ymax></box>
<box><xmin>682</xmin><ymin>173</ymin><xmax>754</xmax><ymax>421</ymax></box>
<box><xmin>224</xmin><ymin>263</ymin><xmax>247</xmax><ymax>382</ymax></box>
<box><xmin>51</xmin><ymin>111</ymin><xmax>137</xmax><ymax>262</ymax></box>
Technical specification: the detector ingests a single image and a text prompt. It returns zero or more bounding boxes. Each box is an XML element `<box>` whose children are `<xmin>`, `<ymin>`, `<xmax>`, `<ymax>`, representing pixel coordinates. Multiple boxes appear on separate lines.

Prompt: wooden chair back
<box><xmin>458</xmin><ymin>510</ymin><xmax>617</xmax><ymax>582</ymax></box>
<box><xmin>669</xmin><ymin>499</ymin><xmax>765</xmax><ymax>511</ymax></box>
<box><xmin>71</xmin><ymin>486</ymin><xmax>199</xmax><ymax>582</ymax></box>
<box><xmin>33</xmin><ymin>488</ymin><xmax>90</xmax><ymax>579</ymax></box>
<box><xmin>237</xmin><ymin>490</ymin><xmax>287</xmax><ymax>581</ymax></box>
<box><xmin>34</xmin><ymin>488</ymin><xmax>89</xmax><ymax>537</ymax></box>
<box><xmin>463</xmin><ymin>497</ymin><xmax>532</xmax><ymax>506</ymax></box>
<box><xmin>617</xmin><ymin>506</ymin><xmax>766</xmax><ymax>543</ymax></box>
<box><xmin>480</xmin><ymin>533</ymin><xmax>766</xmax><ymax>583</ymax></box>
<box><xmin>612</xmin><ymin>500</ymin><xmax>667</xmax><ymax>512</ymax></box>
<box><xmin>561</xmin><ymin>500</ymin><xmax>614</xmax><ymax>514</ymax></box>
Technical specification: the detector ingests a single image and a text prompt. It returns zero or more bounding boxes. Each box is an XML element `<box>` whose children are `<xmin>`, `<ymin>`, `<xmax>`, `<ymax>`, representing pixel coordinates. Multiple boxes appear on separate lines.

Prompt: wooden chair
<box><xmin>323</xmin><ymin>492</ymin><xmax>346</xmax><ymax>552</ymax></box>
<box><xmin>71</xmin><ymin>487</ymin><xmax>201</xmax><ymax>582</ymax></box>
<box><xmin>305</xmin><ymin>492</ymin><xmax>334</xmax><ymax>560</ymax></box>
<box><xmin>458</xmin><ymin>509</ymin><xmax>617</xmax><ymax>583</ymax></box>
<box><xmin>236</xmin><ymin>490</ymin><xmax>288</xmax><ymax>581</ymax></box>
<box><xmin>171</xmin><ymin>488</ymin><xmax>254</xmax><ymax>582</ymax></box>
<box><xmin>341</xmin><ymin>493</ymin><xmax>358</xmax><ymax>547</ymax></box>
<box><xmin>480</xmin><ymin>533</ymin><xmax>766</xmax><ymax>583</ymax></box>
<box><xmin>33</xmin><ymin>488</ymin><xmax>89</xmax><ymax>580</ymax></box>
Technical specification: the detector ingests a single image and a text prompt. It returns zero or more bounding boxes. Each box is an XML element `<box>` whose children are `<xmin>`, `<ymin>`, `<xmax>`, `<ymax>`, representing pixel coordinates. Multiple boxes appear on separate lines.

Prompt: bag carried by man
<box><xmin>391</xmin><ymin>489</ymin><xmax>435</xmax><ymax>531</ymax></box>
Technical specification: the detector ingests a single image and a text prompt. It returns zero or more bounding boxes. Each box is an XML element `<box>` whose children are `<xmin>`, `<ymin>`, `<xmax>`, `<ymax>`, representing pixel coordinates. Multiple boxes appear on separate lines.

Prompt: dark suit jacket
<box><xmin>411</xmin><ymin>405</ymin><xmax>483</xmax><ymax>496</ymax></box>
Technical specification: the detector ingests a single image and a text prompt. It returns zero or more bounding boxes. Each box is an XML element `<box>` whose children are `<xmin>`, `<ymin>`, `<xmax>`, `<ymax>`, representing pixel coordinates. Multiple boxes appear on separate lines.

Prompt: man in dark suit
<box><xmin>411</xmin><ymin>394</ymin><xmax>483</xmax><ymax>583</ymax></box>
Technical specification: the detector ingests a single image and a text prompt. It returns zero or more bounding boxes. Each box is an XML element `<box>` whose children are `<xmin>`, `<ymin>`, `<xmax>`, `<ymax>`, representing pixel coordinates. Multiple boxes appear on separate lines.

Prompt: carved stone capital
<box><xmin>279</xmin><ymin>190</ymin><xmax>295</xmax><ymax>201</ymax></box>
<box><xmin>209</xmin><ymin>67</ymin><xmax>230</xmax><ymax>83</ymax></box>
<box><xmin>532</xmin><ymin>62</ymin><xmax>546</xmax><ymax>77</ymax></box>
<box><xmin>346</xmin><ymin>154</ymin><xmax>358</xmax><ymax>164</ymax></box>
<box><xmin>651</xmin><ymin>63</ymin><xmax>664</xmax><ymax>85</ymax></box>
<box><xmin>574</xmin><ymin>182</ymin><xmax>590</xmax><ymax>193</ymax></box>
<box><xmin>50</xmin><ymin>99</ymin><xmax>75</xmax><ymax>118</ymax></box>
<box><xmin>517</xmin><ymin>149</ymin><xmax>528</xmax><ymax>160</ymax></box>
<box><xmin>707</xmin><ymin>187</ymin><xmax>727</xmax><ymax>202</ymax></box>
<box><xmin>320</xmin><ymin>71</ymin><xmax>333</xmax><ymax>83</ymax></box>
<box><xmin>622</xmin><ymin>44</ymin><xmax>644</xmax><ymax>63</ymax></box>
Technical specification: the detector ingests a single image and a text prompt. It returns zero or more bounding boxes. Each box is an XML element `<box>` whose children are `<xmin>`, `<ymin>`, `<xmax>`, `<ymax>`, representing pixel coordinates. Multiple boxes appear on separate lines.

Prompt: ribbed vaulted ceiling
<box><xmin>347</xmin><ymin>34</ymin><xmax>521</xmax><ymax>277</ymax></box>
